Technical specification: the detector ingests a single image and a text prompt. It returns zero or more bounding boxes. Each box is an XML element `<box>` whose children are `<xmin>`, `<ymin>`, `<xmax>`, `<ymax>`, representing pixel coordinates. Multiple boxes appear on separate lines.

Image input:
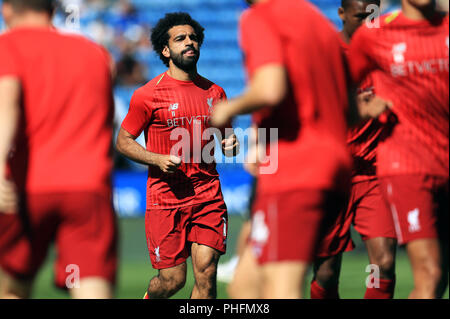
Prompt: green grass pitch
<box><xmin>30</xmin><ymin>216</ymin><xmax>448</xmax><ymax>299</ymax></box>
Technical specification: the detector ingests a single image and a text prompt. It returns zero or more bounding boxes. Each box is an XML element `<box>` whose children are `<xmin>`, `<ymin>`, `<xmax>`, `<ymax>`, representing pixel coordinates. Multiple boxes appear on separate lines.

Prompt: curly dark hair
<box><xmin>150</xmin><ymin>12</ymin><xmax>205</xmax><ymax>67</ymax></box>
<box><xmin>341</xmin><ymin>0</ymin><xmax>380</xmax><ymax>9</ymax></box>
<box><xmin>3</xmin><ymin>0</ymin><xmax>55</xmax><ymax>14</ymax></box>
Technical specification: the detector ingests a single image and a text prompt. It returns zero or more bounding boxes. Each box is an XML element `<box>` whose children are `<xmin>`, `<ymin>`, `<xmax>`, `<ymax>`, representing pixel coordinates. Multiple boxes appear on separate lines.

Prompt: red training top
<box><xmin>349</xmin><ymin>11</ymin><xmax>449</xmax><ymax>177</ymax></box>
<box><xmin>240</xmin><ymin>0</ymin><xmax>352</xmax><ymax>194</ymax></box>
<box><xmin>122</xmin><ymin>72</ymin><xmax>227</xmax><ymax>209</ymax></box>
<box><xmin>0</xmin><ymin>27</ymin><xmax>114</xmax><ymax>193</ymax></box>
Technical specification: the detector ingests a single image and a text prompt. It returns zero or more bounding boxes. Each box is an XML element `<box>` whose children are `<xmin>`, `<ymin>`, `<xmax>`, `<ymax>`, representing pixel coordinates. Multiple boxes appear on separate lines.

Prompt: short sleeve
<box><xmin>348</xmin><ymin>27</ymin><xmax>377</xmax><ymax>85</ymax></box>
<box><xmin>218</xmin><ymin>86</ymin><xmax>227</xmax><ymax>101</ymax></box>
<box><xmin>239</xmin><ymin>8</ymin><xmax>284</xmax><ymax>77</ymax></box>
<box><xmin>0</xmin><ymin>37</ymin><xmax>20</xmax><ymax>78</ymax></box>
<box><xmin>121</xmin><ymin>89</ymin><xmax>153</xmax><ymax>137</ymax></box>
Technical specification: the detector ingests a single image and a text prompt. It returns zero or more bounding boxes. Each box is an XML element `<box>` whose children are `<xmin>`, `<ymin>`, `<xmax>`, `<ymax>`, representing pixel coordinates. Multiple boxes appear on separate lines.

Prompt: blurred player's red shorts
<box><xmin>379</xmin><ymin>175</ymin><xmax>449</xmax><ymax>245</ymax></box>
<box><xmin>250</xmin><ymin>189</ymin><xmax>348</xmax><ymax>264</ymax></box>
<box><xmin>145</xmin><ymin>199</ymin><xmax>228</xmax><ymax>269</ymax></box>
<box><xmin>0</xmin><ymin>191</ymin><xmax>118</xmax><ymax>289</ymax></box>
<box><xmin>316</xmin><ymin>178</ymin><xmax>396</xmax><ymax>258</ymax></box>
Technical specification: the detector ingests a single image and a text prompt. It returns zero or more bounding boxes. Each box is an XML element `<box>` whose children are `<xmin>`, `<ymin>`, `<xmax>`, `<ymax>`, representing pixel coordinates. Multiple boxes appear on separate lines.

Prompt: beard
<box><xmin>170</xmin><ymin>47</ymin><xmax>200</xmax><ymax>72</ymax></box>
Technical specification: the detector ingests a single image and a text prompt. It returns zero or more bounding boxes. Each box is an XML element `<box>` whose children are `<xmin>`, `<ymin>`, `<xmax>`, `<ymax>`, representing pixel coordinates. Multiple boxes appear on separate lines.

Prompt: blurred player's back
<box><xmin>243</xmin><ymin>0</ymin><xmax>351</xmax><ymax>192</ymax></box>
<box><xmin>0</xmin><ymin>1</ymin><xmax>117</xmax><ymax>298</ymax></box>
<box><xmin>0</xmin><ymin>28</ymin><xmax>113</xmax><ymax>192</ymax></box>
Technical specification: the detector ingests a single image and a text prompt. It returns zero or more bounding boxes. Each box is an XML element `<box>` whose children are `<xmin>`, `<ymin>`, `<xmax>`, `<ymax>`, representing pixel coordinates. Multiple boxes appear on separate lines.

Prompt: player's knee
<box><xmin>375</xmin><ymin>252</ymin><xmax>395</xmax><ymax>276</ymax></box>
<box><xmin>414</xmin><ymin>258</ymin><xmax>442</xmax><ymax>287</ymax></box>
<box><xmin>424</xmin><ymin>262</ymin><xmax>442</xmax><ymax>284</ymax></box>
<box><xmin>315</xmin><ymin>265</ymin><xmax>339</xmax><ymax>287</ymax></box>
<box><xmin>160</xmin><ymin>272</ymin><xmax>186</xmax><ymax>293</ymax></box>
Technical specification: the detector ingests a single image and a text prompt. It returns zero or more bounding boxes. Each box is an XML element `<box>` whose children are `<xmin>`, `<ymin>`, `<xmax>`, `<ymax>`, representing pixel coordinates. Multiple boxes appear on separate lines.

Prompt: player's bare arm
<box><xmin>0</xmin><ymin>76</ymin><xmax>20</xmax><ymax>213</ymax></box>
<box><xmin>116</xmin><ymin>127</ymin><xmax>181</xmax><ymax>173</ymax></box>
<box><xmin>211</xmin><ymin>64</ymin><xmax>287</xmax><ymax>127</ymax></box>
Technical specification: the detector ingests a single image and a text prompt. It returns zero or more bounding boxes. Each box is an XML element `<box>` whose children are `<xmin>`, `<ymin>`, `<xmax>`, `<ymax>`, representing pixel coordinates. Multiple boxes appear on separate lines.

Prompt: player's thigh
<box><xmin>406</xmin><ymin>238</ymin><xmax>441</xmax><ymax>281</ymax></box>
<box><xmin>54</xmin><ymin>191</ymin><xmax>118</xmax><ymax>290</ymax></box>
<box><xmin>228</xmin><ymin>245</ymin><xmax>263</xmax><ymax>299</ymax></box>
<box><xmin>188</xmin><ymin>199</ymin><xmax>228</xmax><ymax>257</ymax></box>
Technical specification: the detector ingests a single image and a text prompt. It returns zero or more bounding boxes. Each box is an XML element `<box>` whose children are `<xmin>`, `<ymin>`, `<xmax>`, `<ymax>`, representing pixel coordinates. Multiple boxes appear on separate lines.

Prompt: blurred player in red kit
<box><xmin>0</xmin><ymin>0</ymin><xmax>117</xmax><ymax>298</ymax></box>
<box><xmin>312</xmin><ymin>0</ymin><xmax>398</xmax><ymax>299</ymax></box>
<box><xmin>116</xmin><ymin>12</ymin><xmax>238</xmax><ymax>299</ymax></box>
<box><xmin>212</xmin><ymin>0</ymin><xmax>354</xmax><ymax>298</ymax></box>
<box><xmin>349</xmin><ymin>0</ymin><xmax>449</xmax><ymax>298</ymax></box>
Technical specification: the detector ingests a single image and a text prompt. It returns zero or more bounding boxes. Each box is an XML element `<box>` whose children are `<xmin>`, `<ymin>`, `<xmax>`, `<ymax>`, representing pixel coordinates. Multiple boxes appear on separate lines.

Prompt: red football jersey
<box><xmin>0</xmin><ymin>27</ymin><xmax>114</xmax><ymax>193</ymax></box>
<box><xmin>240</xmin><ymin>0</ymin><xmax>352</xmax><ymax>193</ymax></box>
<box><xmin>349</xmin><ymin>11</ymin><xmax>449</xmax><ymax>177</ymax></box>
<box><xmin>341</xmin><ymin>38</ymin><xmax>385</xmax><ymax>182</ymax></box>
<box><xmin>121</xmin><ymin>72</ymin><xmax>226</xmax><ymax>209</ymax></box>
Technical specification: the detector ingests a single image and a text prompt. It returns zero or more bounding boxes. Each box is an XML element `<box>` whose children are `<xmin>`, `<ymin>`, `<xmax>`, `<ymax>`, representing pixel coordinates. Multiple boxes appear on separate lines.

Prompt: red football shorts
<box><xmin>316</xmin><ymin>178</ymin><xmax>396</xmax><ymax>257</ymax></box>
<box><xmin>379</xmin><ymin>175</ymin><xmax>449</xmax><ymax>245</ymax></box>
<box><xmin>250</xmin><ymin>189</ymin><xmax>347</xmax><ymax>264</ymax></box>
<box><xmin>145</xmin><ymin>199</ymin><xmax>228</xmax><ymax>269</ymax></box>
<box><xmin>0</xmin><ymin>191</ymin><xmax>118</xmax><ymax>289</ymax></box>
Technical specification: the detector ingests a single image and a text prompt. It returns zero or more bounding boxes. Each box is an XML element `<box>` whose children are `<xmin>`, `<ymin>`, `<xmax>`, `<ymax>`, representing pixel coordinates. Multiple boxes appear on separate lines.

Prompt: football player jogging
<box><xmin>349</xmin><ymin>0</ymin><xmax>449</xmax><ymax>298</ymax></box>
<box><xmin>312</xmin><ymin>0</ymin><xmax>398</xmax><ymax>299</ymax></box>
<box><xmin>212</xmin><ymin>0</ymin><xmax>355</xmax><ymax>299</ymax></box>
<box><xmin>0</xmin><ymin>0</ymin><xmax>117</xmax><ymax>298</ymax></box>
<box><xmin>116</xmin><ymin>13</ymin><xmax>238</xmax><ymax>299</ymax></box>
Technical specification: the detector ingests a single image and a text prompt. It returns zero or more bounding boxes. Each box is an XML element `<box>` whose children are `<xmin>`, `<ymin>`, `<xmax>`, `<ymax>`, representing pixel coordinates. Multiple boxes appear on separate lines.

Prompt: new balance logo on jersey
<box><xmin>407</xmin><ymin>208</ymin><xmax>421</xmax><ymax>233</ymax></box>
<box><xmin>392</xmin><ymin>42</ymin><xmax>407</xmax><ymax>63</ymax></box>
<box><xmin>168</xmin><ymin>103</ymin><xmax>179</xmax><ymax>117</ymax></box>
<box><xmin>155</xmin><ymin>246</ymin><xmax>161</xmax><ymax>263</ymax></box>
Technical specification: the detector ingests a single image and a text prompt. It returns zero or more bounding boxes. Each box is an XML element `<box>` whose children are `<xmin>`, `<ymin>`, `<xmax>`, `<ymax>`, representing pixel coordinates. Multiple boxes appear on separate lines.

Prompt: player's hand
<box><xmin>0</xmin><ymin>176</ymin><xmax>18</xmax><ymax>214</ymax></box>
<box><xmin>222</xmin><ymin>134</ymin><xmax>239</xmax><ymax>157</ymax></box>
<box><xmin>357</xmin><ymin>93</ymin><xmax>393</xmax><ymax>120</ymax></box>
<box><xmin>156</xmin><ymin>155</ymin><xmax>182</xmax><ymax>174</ymax></box>
<box><xmin>210</xmin><ymin>100</ymin><xmax>232</xmax><ymax>128</ymax></box>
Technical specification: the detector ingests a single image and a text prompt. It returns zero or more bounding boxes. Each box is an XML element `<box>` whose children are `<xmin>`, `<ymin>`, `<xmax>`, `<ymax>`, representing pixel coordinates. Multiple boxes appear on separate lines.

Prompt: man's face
<box><xmin>339</xmin><ymin>1</ymin><xmax>377</xmax><ymax>38</ymax></box>
<box><xmin>164</xmin><ymin>25</ymin><xmax>200</xmax><ymax>71</ymax></box>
